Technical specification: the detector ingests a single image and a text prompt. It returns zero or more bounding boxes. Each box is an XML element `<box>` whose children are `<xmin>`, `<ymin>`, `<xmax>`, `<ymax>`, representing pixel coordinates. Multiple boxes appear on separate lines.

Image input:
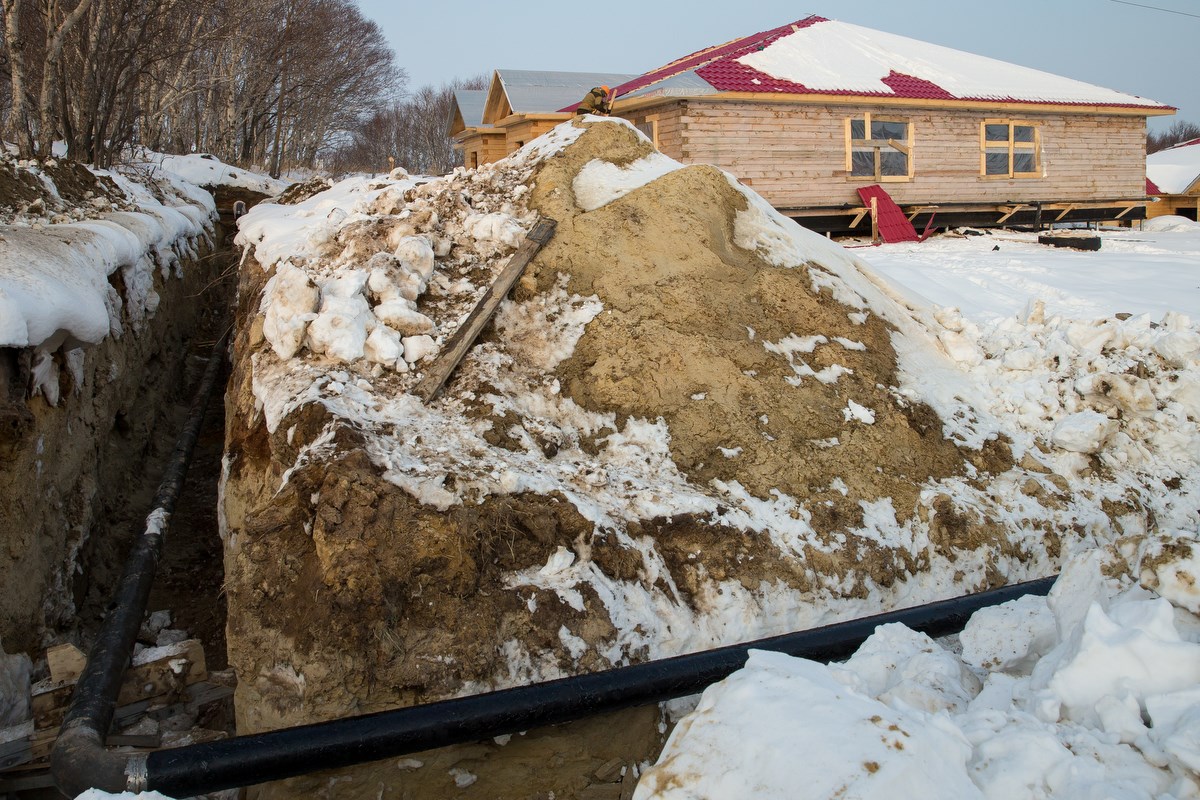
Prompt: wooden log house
<box><xmin>459</xmin><ymin>17</ymin><xmax>1174</xmax><ymax>233</ymax></box>
<box><xmin>449</xmin><ymin>70</ymin><xmax>633</xmax><ymax>163</ymax></box>
<box><xmin>605</xmin><ymin>16</ymin><xmax>1174</xmax><ymax>233</ymax></box>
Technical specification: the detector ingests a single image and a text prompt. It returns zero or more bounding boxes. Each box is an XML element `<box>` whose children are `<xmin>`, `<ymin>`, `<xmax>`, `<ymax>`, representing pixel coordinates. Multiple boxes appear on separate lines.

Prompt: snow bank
<box><xmin>637</xmin><ymin>546</ymin><xmax>1200</xmax><ymax>799</ymax></box>
<box><xmin>0</xmin><ymin>158</ymin><xmax>215</xmax><ymax>364</ymax></box>
<box><xmin>1144</xmin><ymin>215</ymin><xmax>1200</xmax><ymax>233</ymax></box>
<box><xmin>143</xmin><ymin>152</ymin><xmax>288</xmax><ymax>195</ymax></box>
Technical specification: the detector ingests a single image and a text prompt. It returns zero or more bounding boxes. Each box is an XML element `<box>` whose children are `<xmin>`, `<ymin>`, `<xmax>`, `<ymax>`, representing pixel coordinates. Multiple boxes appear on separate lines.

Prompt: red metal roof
<box><xmin>1147</xmin><ymin>177</ymin><xmax>1163</xmax><ymax>196</ymax></box>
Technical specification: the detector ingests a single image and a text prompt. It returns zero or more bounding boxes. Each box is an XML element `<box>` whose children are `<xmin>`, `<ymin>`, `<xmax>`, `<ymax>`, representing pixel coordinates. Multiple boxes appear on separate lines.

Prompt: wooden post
<box><xmin>412</xmin><ymin>217</ymin><xmax>557</xmax><ymax>402</ymax></box>
<box><xmin>870</xmin><ymin>196</ymin><xmax>879</xmax><ymax>244</ymax></box>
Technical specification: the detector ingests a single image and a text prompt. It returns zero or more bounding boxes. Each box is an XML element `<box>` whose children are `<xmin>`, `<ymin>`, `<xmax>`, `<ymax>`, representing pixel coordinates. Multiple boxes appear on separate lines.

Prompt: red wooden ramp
<box><xmin>857</xmin><ymin>184</ymin><xmax>919</xmax><ymax>244</ymax></box>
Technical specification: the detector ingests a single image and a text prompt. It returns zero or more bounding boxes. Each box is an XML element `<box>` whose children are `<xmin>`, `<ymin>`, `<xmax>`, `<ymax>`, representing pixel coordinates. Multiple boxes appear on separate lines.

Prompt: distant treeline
<box><xmin>0</xmin><ymin>0</ymin><xmax>475</xmax><ymax>176</ymax></box>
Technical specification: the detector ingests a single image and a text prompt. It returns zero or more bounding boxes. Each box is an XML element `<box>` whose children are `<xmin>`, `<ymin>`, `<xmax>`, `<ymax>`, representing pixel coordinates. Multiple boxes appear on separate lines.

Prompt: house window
<box><xmin>634</xmin><ymin>119</ymin><xmax>659</xmax><ymax>148</ymax></box>
<box><xmin>981</xmin><ymin>121</ymin><xmax>1040</xmax><ymax>178</ymax></box>
<box><xmin>846</xmin><ymin>114</ymin><xmax>912</xmax><ymax>181</ymax></box>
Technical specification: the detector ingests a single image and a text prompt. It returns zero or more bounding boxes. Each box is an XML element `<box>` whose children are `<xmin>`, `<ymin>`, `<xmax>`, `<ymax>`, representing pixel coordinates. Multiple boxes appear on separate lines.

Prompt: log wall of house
<box><xmin>1147</xmin><ymin>193</ymin><xmax>1200</xmax><ymax>219</ymax></box>
<box><xmin>459</xmin><ymin>131</ymin><xmax>508</xmax><ymax>169</ymax></box>
<box><xmin>620</xmin><ymin>102</ymin><xmax>687</xmax><ymax>156</ymax></box>
<box><xmin>635</xmin><ymin>100</ymin><xmax>1147</xmax><ymax>211</ymax></box>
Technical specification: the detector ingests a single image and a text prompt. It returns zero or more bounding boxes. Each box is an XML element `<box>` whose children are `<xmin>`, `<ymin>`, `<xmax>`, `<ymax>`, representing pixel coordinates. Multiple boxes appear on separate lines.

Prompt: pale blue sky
<box><xmin>357</xmin><ymin>0</ymin><xmax>1195</xmax><ymax>131</ymax></box>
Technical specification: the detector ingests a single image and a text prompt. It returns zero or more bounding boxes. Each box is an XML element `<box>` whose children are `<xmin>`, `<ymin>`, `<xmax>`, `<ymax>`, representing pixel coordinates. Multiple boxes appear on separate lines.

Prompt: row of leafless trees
<box><xmin>1148</xmin><ymin>120</ymin><xmax>1200</xmax><ymax>155</ymax></box>
<box><xmin>1</xmin><ymin>0</ymin><xmax>405</xmax><ymax>173</ymax></box>
<box><xmin>327</xmin><ymin>76</ymin><xmax>486</xmax><ymax>176</ymax></box>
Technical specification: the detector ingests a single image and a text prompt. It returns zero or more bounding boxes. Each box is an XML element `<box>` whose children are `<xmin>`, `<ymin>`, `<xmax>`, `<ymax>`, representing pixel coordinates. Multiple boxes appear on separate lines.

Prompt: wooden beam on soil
<box><xmin>412</xmin><ymin>217</ymin><xmax>557</xmax><ymax>402</ymax></box>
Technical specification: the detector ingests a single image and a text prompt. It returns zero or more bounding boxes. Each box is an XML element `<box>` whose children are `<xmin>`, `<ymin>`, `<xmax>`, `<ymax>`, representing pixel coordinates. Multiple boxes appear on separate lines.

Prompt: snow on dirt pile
<box><xmin>224</xmin><ymin>119</ymin><xmax>1196</xmax><ymax>797</ymax></box>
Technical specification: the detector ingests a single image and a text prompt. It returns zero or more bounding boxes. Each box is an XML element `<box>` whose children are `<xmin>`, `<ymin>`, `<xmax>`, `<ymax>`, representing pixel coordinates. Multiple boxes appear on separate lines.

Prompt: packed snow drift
<box><xmin>221</xmin><ymin>118</ymin><xmax>1200</xmax><ymax>798</ymax></box>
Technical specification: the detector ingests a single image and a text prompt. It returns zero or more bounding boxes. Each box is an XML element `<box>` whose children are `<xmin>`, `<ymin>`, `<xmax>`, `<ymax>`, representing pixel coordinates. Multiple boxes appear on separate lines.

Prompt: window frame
<box><xmin>980</xmin><ymin>119</ymin><xmax>1041</xmax><ymax>179</ymax></box>
<box><xmin>844</xmin><ymin>113</ymin><xmax>914</xmax><ymax>183</ymax></box>
<box><xmin>634</xmin><ymin>119</ymin><xmax>659</xmax><ymax>148</ymax></box>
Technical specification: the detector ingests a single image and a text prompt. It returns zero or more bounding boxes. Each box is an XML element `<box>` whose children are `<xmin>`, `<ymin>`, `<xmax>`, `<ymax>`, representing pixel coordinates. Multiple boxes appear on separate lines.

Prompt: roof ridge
<box><xmin>612</xmin><ymin>15</ymin><xmax>827</xmax><ymax>99</ymax></box>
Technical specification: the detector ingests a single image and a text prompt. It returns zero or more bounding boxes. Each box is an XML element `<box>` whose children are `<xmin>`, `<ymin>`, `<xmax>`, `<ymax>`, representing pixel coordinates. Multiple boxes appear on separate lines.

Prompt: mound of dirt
<box><xmin>0</xmin><ymin>151</ymin><xmax>127</xmax><ymax>222</ymax></box>
<box><xmin>222</xmin><ymin>120</ymin><xmax>1148</xmax><ymax>798</ymax></box>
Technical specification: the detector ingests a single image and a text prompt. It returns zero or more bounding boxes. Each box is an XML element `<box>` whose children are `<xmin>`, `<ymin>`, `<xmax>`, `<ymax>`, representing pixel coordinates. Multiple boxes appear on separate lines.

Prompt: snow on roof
<box><xmin>495</xmin><ymin>69</ymin><xmax>636</xmax><ymax>115</ymax></box>
<box><xmin>1147</xmin><ymin>139</ymin><xmax>1200</xmax><ymax>195</ymax></box>
<box><xmin>617</xmin><ymin>16</ymin><xmax>1170</xmax><ymax>111</ymax></box>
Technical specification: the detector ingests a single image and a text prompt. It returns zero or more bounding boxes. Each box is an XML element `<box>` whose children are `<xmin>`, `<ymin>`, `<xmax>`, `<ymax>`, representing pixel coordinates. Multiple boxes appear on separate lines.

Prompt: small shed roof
<box><xmin>447</xmin><ymin>89</ymin><xmax>489</xmax><ymax>137</ymax></box>
<box><xmin>483</xmin><ymin>69</ymin><xmax>636</xmax><ymax>123</ymax></box>
<box><xmin>1147</xmin><ymin>139</ymin><xmax>1200</xmax><ymax>196</ymax></box>
<box><xmin>614</xmin><ymin>16</ymin><xmax>1172</xmax><ymax>111</ymax></box>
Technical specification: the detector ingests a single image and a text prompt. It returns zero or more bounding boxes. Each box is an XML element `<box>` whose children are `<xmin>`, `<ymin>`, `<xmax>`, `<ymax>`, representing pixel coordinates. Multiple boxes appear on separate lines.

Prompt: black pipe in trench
<box><xmin>51</xmin><ymin>329</ymin><xmax>230</xmax><ymax>797</ymax></box>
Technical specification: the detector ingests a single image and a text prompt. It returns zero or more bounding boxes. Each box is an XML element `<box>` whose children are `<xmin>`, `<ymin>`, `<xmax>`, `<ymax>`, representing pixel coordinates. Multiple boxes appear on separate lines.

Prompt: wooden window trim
<box><xmin>635</xmin><ymin>119</ymin><xmax>659</xmax><ymax>148</ymax></box>
<box><xmin>980</xmin><ymin>119</ymin><xmax>1042</xmax><ymax>180</ymax></box>
<box><xmin>844</xmin><ymin>112</ymin><xmax>914</xmax><ymax>183</ymax></box>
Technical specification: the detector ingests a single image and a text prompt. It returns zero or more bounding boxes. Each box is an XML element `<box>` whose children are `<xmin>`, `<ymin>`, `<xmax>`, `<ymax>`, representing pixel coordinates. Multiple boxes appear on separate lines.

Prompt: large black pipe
<box><xmin>139</xmin><ymin>575</ymin><xmax>1055</xmax><ymax>798</ymax></box>
<box><xmin>52</xmin><ymin>331</ymin><xmax>230</xmax><ymax>799</ymax></box>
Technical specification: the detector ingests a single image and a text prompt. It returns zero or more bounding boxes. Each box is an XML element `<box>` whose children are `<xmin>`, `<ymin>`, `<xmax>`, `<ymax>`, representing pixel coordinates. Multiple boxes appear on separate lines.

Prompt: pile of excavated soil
<box><xmin>222</xmin><ymin>120</ymin><xmax>1145</xmax><ymax>798</ymax></box>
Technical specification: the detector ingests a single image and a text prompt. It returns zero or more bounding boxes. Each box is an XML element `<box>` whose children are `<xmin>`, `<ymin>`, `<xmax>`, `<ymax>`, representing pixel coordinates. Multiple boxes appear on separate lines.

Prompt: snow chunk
<box><xmin>261</xmin><ymin>262</ymin><xmax>319</xmax><ymax>359</ymax></box>
<box><xmin>402</xmin><ymin>334</ymin><xmax>437</xmax><ymax>364</ymax></box>
<box><xmin>843</xmin><ymin>400</ymin><xmax>876</xmax><ymax>424</ymax></box>
<box><xmin>1050</xmin><ymin>410</ymin><xmax>1116</xmax><ymax>453</ymax></box>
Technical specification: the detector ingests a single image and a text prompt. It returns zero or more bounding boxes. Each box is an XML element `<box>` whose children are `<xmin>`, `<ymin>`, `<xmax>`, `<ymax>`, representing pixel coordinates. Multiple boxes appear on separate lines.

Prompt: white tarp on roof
<box><xmin>737</xmin><ymin>19</ymin><xmax>1166</xmax><ymax>107</ymax></box>
<box><xmin>1148</xmin><ymin>140</ymin><xmax>1200</xmax><ymax>195</ymax></box>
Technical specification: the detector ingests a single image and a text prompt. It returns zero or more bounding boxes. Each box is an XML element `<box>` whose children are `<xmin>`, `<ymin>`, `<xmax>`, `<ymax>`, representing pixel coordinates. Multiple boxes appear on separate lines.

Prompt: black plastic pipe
<box><xmin>52</xmin><ymin>331</ymin><xmax>230</xmax><ymax>799</ymax></box>
<box><xmin>137</xmin><ymin>574</ymin><xmax>1056</xmax><ymax>797</ymax></box>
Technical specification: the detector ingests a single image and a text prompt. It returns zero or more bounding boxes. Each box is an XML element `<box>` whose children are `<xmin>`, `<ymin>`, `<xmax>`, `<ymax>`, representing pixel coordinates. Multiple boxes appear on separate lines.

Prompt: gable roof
<box><xmin>447</xmin><ymin>89</ymin><xmax>489</xmax><ymax>138</ymax></box>
<box><xmin>1147</xmin><ymin>138</ymin><xmax>1200</xmax><ymax>195</ymax></box>
<box><xmin>614</xmin><ymin>16</ymin><xmax>1172</xmax><ymax>112</ymax></box>
<box><xmin>483</xmin><ymin>69</ymin><xmax>636</xmax><ymax>124</ymax></box>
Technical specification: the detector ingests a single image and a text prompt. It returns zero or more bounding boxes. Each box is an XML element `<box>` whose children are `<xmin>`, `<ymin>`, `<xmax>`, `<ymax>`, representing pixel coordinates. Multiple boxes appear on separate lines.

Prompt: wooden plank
<box><xmin>0</xmin><ymin>722</ymin><xmax>34</xmax><ymax>770</ymax></box>
<box><xmin>997</xmin><ymin>205</ymin><xmax>1029</xmax><ymax>224</ymax></box>
<box><xmin>33</xmin><ymin>639</ymin><xmax>207</xmax><ymax>731</ymax></box>
<box><xmin>46</xmin><ymin>643</ymin><xmax>87</xmax><ymax>684</ymax></box>
<box><xmin>412</xmin><ymin>218</ymin><xmax>556</xmax><ymax>402</ymax></box>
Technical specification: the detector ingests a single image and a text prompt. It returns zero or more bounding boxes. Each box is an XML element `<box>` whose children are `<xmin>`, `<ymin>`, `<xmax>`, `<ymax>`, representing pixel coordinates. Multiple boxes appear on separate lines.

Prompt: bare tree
<box><xmin>1148</xmin><ymin>120</ymin><xmax>1200</xmax><ymax>154</ymax></box>
<box><xmin>0</xmin><ymin>0</ymin><xmax>403</xmax><ymax>170</ymax></box>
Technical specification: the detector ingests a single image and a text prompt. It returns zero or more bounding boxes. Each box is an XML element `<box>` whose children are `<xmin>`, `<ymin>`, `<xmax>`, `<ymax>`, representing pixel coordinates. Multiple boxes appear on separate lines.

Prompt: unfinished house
<box><xmin>1147</xmin><ymin>138</ymin><xmax>1200</xmax><ymax>221</ymax></box>
<box><xmin>455</xmin><ymin>70</ymin><xmax>634</xmax><ymax>161</ymax></box>
<box><xmin>606</xmin><ymin>16</ymin><xmax>1174</xmax><ymax>232</ymax></box>
<box><xmin>448</xmin><ymin>89</ymin><xmax>505</xmax><ymax>170</ymax></box>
